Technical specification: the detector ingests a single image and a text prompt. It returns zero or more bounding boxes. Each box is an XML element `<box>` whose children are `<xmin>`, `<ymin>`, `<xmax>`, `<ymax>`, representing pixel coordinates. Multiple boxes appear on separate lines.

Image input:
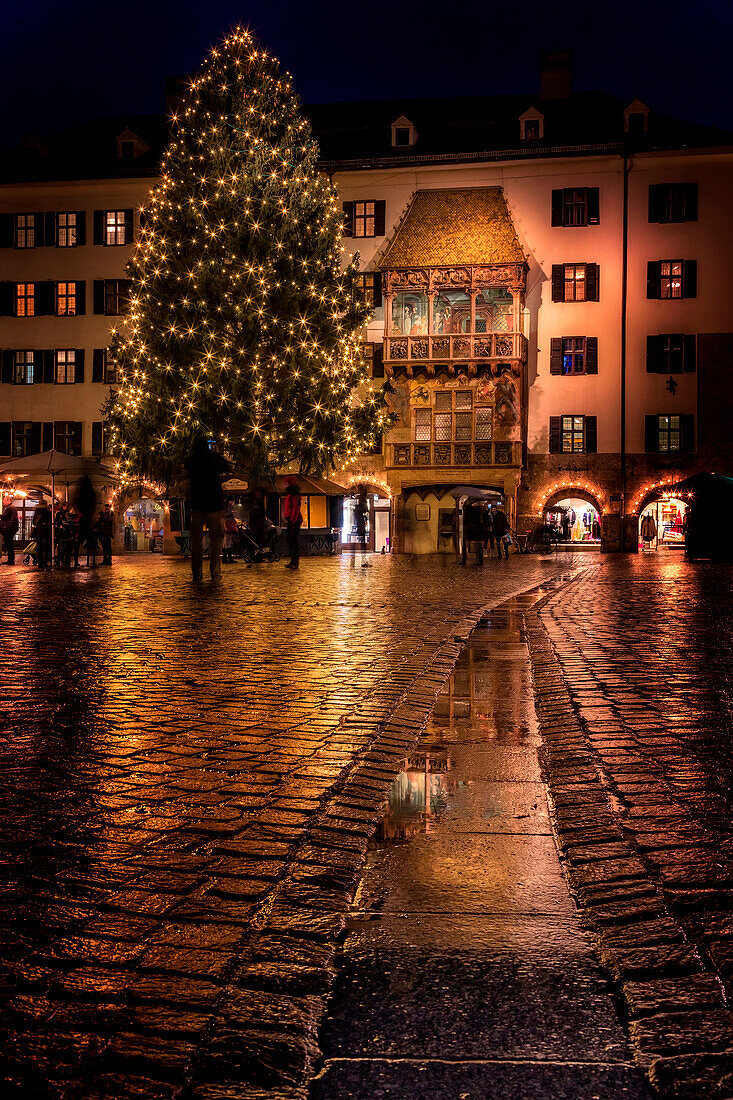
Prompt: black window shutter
<box><xmin>586</xmin><ymin>189</ymin><xmax>600</xmax><ymax>224</ymax></box>
<box><xmin>645</xmin><ymin>415</ymin><xmax>658</xmax><ymax>453</ymax></box>
<box><xmin>0</xmin><ymin>214</ymin><xmax>13</xmax><ymax>248</ymax></box>
<box><xmin>549</xmin><ymin>416</ymin><xmax>561</xmax><ymax>453</ymax></box>
<box><xmin>123</xmin><ymin>209</ymin><xmax>134</xmax><ymax>244</ymax></box>
<box><xmin>684</xmin><ymin>184</ymin><xmax>698</xmax><ymax>221</ymax></box>
<box><xmin>33</xmin><ymin>215</ymin><xmax>45</xmax><ymax>248</ymax></box>
<box><xmin>92</xmin><ymin>422</ymin><xmax>103</xmax><ymax>456</ymax></box>
<box><xmin>551</xmin><ymin>265</ymin><xmax>564</xmax><ymax>302</ymax></box>
<box><xmin>342</xmin><ymin>202</ymin><xmax>354</xmax><ymax>237</ymax></box>
<box><xmin>93</xmin><ymin>210</ymin><xmax>104</xmax><ymax>245</ymax></box>
<box><xmin>374</xmin><ymin>201</ymin><xmax>386</xmax><ymax>237</ymax></box>
<box><xmin>75</xmin><ymin>212</ymin><xmax>86</xmax><ymax>245</ymax></box>
<box><xmin>549</xmin><ymin>338</ymin><xmax>563</xmax><ymax>375</ymax></box>
<box><xmin>30</xmin><ymin>423</ymin><xmax>42</xmax><ymax>454</ymax></box>
<box><xmin>373</xmin><ymin>272</ymin><xmax>383</xmax><ymax>309</ymax></box>
<box><xmin>647</xmin><ymin>261</ymin><xmax>661</xmax><ymax>299</ymax></box>
<box><xmin>92</xmin><ymin>349</ymin><xmax>105</xmax><ymax>382</ymax></box>
<box><xmin>585</xmin><ymin>337</ymin><xmax>598</xmax><ymax>374</ymax></box>
<box><xmin>584</xmin><ymin>415</ymin><xmax>597</xmax><ymax>453</ymax></box>
<box><xmin>0</xmin><ymin>282</ymin><xmax>13</xmax><ymax>315</ymax></box>
<box><xmin>586</xmin><ymin>263</ymin><xmax>599</xmax><ymax>301</ymax></box>
<box><xmin>73</xmin><ymin>423</ymin><xmax>82</xmax><ymax>453</ymax></box>
<box><xmin>75</xmin><ymin>350</ymin><xmax>85</xmax><ymax>384</ymax></box>
<box><xmin>37</xmin><ymin>281</ymin><xmax>55</xmax><ymax>316</ymax></box>
<box><xmin>75</xmin><ymin>280</ymin><xmax>86</xmax><ymax>315</ymax></box>
<box><xmin>93</xmin><ymin>280</ymin><xmax>105</xmax><ymax>314</ymax></box>
<box><xmin>646</xmin><ymin>335</ymin><xmax>661</xmax><ymax>373</ymax></box>
<box><xmin>681</xmin><ymin>414</ymin><xmax>695</xmax><ymax>452</ymax></box>
<box><xmin>372</xmin><ymin>343</ymin><xmax>384</xmax><ymax>379</ymax></box>
<box><xmin>0</xmin><ymin>422</ymin><xmax>10</xmax><ymax>453</ymax></box>
<box><xmin>683</xmin><ymin>335</ymin><xmax>697</xmax><ymax>373</ymax></box>
<box><xmin>682</xmin><ymin>260</ymin><xmax>697</xmax><ymax>298</ymax></box>
<box><xmin>42</xmin><ymin>350</ymin><xmax>55</xmax><ymax>384</ymax></box>
<box><xmin>45</xmin><ymin>212</ymin><xmax>57</xmax><ymax>245</ymax></box>
<box><xmin>1</xmin><ymin>350</ymin><xmax>13</xmax><ymax>384</ymax></box>
<box><xmin>648</xmin><ymin>185</ymin><xmax>661</xmax><ymax>223</ymax></box>
<box><xmin>551</xmin><ymin>190</ymin><xmax>564</xmax><ymax>226</ymax></box>
<box><xmin>42</xmin><ymin>422</ymin><xmax>53</xmax><ymax>451</ymax></box>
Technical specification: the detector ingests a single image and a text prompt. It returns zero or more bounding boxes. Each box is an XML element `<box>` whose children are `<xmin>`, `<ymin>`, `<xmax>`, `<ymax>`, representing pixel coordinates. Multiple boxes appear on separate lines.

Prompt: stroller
<box><xmin>22</xmin><ymin>540</ymin><xmax>38</xmax><ymax>566</ymax></box>
<box><xmin>238</xmin><ymin>523</ymin><xmax>281</xmax><ymax>564</ymax></box>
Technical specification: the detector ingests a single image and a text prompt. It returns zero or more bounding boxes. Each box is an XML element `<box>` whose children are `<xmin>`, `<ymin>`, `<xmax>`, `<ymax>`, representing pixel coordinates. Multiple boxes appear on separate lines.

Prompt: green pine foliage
<box><xmin>107</xmin><ymin>27</ymin><xmax>388</xmax><ymax>487</ymax></box>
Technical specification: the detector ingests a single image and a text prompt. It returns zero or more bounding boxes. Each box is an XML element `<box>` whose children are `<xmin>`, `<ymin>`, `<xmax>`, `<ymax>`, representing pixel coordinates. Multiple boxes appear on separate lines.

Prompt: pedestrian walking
<box><xmin>482</xmin><ymin>502</ymin><xmax>494</xmax><ymax>559</ymax></box>
<box><xmin>0</xmin><ymin>500</ymin><xmax>19</xmax><ymax>565</ymax></box>
<box><xmin>31</xmin><ymin>498</ymin><xmax>52</xmax><ymax>568</ymax></box>
<box><xmin>283</xmin><ymin>477</ymin><xmax>302</xmax><ymax>570</ymax></box>
<box><xmin>222</xmin><ymin>499</ymin><xmax>238</xmax><ymax>564</ymax></box>
<box><xmin>72</xmin><ymin>475</ymin><xmax>99</xmax><ymax>565</ymax></box>
<box><xmin>98</xmin><ymin>503</ymin><xmax>115</xmax><ymax>564</ymax></box>
<box><xmin>355</xmin><ymin>486</ymin><xmax>370</xmax><ymax>567</ymax></box>
<box><xmin>185</xmin><ymin>438</ymin><xmax>231</xmax><ymax>582</ymax></box>
<box><xmin>491</xmin><ymin>504</ymin><xmax>511</xmax><ymax>560</ymax></box>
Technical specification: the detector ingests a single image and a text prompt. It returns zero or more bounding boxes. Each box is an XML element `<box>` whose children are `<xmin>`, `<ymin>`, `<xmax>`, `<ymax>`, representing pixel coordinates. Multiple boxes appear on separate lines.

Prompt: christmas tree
<box><xmin>107</xmin><ymin>27</ymin><xmax>388</xmax><ymax>487</ymax></box>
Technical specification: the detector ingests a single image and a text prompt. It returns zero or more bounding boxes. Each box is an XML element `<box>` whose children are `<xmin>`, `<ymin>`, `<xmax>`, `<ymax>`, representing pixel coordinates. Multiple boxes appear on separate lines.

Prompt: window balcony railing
<box><xmin>384</xmin><ymin>332</ymin><xmax>527</xmax><ymax>365</ymax></box>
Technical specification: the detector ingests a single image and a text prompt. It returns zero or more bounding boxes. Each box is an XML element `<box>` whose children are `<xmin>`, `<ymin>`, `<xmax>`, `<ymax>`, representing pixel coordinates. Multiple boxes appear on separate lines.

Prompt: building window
<box><xmin>649</xmin><ymin>184</ymin><xmax>698</xmax><ymax>223</ymax></box>
<box><xmin>414</xmin><ymin>407</ymin><xmax>432</xmax><ymax>441</ymax></box>
<box><xmin>524</xmin><ymin>119</ymin><xmax>540</xmax><ymax>140</ymax></box>
<box><xmin>659</xmin><ymin>261</ymin><xmax>683</xmax><ymax>299</ymax></box>
<box><xmin>550</xmin><ymin>336</ymin><xmax>598</xmax><ymax>375</ymax></box>
<box><xmin>353</xmin><ymin>201</ymin><xmax>376</xmax><ymax>238</ymax></box>
<box><xmin>14</xmin><ymin>214</ymin><xmax>35</xmax><ymax>248</ymax></box>
<box><xmin>550</xmin><ymin>414</ymin><xmax>597</xmax><ymax>454</ymax></box>
<box><xmin>105</xmin><ymin>210</ymin><xmax>129</xmax><ymax>245</ymax></box>
<box><xmin>12</xmin><ymin>422</ymin><xmax>36</xmax><ymax>456</ymax></box>
<box><xmin>56</xmin><ymin>281</ymin><xmax>77</xmax><ymax>316</ymax></box>
<box><xmin>394</xmin><ymin>127</ymin><xmax>411</xmax><ymax>146</ymax></box>
<box><xmin>647</xmin><ymin>259</ymin><xmax>696</xmax><ymax>300</ymax></box>
<box><xmin>551</xmin><ymin>263</ymin><xmax>599</xmax><ymax>302</ymax></box>
<box><xmin>57</xmin><ymin>213</ymin><xmax>77</xmax><ymax>247</ymax></box>
<box><xmin>55</xmin><ymin>349</ymin><xmax>76</xmax><ymax>384</ymax></box>
<box><xmin>105</xmin><ymin>280</ymin><xmax>129</xmax><ymax>315</ymax></box>
<box><xmin>15</xmin><ymin>283</ymin><xmax>35</xmax><ymax>316</ymax></box>
<box><xmin>552</xmin><ymin>188</ymin><xmax>600</xmax><ymax>228</ymax></box>
<box><xmin>658</xmin><ymin>414</ymin><xmax>681</xmax><ymax>453</ymax></box>
<box><xmin>646</xmin><ymin>334</ymin><xmax>696</xmax><ymax>374</ymax></box>
<box><xmin>563</xmin><ymin>338</ymin><xmax>586</xmax><ymax>374</ymax></box>
<box><xmin>475</xmin><ymin>407</ymin><xmax>493</xmax><ymax>440</ymax></box>
<box><xmin>565</xmin><ymin>264</ymin><xmax>585</xmax><ymax>301</ymax></box>
<box><xmin>355</xmin><ymin>272</ymin><xmax>381</xmax><ymax>308</ymax></box>
<box><xmin>54</xmin><ymin>421</ymin><xmax>82</xmax><ymax>455</ymax></box>
<box><xmin>14</xmin><ymin>351</ymin><xmax>35</xmax><ymax>384</ymax></box>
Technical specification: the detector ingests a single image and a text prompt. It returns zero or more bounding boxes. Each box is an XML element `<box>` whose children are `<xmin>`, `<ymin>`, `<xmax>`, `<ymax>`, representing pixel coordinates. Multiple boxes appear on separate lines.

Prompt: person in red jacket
<box><xmin>282</xmin><ymin>478</ymin><xmax>302</xmax><ymax>570</ymax></box>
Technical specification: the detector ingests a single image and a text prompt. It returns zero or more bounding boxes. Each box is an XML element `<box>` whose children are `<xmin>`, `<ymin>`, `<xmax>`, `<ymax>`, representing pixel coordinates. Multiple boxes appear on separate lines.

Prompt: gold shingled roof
<box><xmin>379</xmin><ymin>188</ymin><xmax>525</xmax><ymax>269</ymax></box>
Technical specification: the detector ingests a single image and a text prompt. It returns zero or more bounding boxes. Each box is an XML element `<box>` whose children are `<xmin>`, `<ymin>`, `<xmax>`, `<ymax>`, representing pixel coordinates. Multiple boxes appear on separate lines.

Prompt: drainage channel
<box><xmin>310</xmin><ymin>589</ymin><xmax>652</xmax><ymax>1100</ymax></box>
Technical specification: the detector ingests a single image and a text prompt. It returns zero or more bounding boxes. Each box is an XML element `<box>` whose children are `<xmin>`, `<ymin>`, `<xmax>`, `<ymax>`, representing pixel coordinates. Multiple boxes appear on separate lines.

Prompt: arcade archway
<box><xmin>543</xmin><ymin>489</ymin><xmax>603</xmax><ymax>546</ymax></box>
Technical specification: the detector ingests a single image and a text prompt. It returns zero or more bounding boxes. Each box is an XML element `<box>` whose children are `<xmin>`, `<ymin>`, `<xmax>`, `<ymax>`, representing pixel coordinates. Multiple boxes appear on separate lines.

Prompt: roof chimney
<box><xmin>540</xmin><ymin>50</ymin><xmax>573</xmax><ymax>100</ymax></box>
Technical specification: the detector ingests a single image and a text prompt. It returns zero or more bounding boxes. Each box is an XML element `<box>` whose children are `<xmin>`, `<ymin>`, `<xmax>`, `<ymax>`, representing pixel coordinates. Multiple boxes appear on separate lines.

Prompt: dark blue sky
<box><xmin>2</xmin><ymin>0</ymin><xmax>732</xmax><ymax>148</ymax></box>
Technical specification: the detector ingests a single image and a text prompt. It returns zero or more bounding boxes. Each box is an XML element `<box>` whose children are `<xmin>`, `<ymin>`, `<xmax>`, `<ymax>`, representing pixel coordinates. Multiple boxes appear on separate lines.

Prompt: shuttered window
<box><xmin>15</xmin><ymin>283</ymin><xmax>34</xmax><ymax>316</ymax></box>
<box><xmin>14</xmin><ymin>214</ymin><xmax>35</xmax><ymax>248</ymax></box>
<box><xmin>14</xmin><ymin>351</ymin><xmax>36</xmax><ymax>384</ymax></box>
<box><xmin>550</xmin><ymin>415</ymin><xmax>597</xmax><ymax>454</ymax></box>
<box><xmin>551</xmin><ymin>188</ymin><xmax>600</xmax><ymax>227</ymax></box>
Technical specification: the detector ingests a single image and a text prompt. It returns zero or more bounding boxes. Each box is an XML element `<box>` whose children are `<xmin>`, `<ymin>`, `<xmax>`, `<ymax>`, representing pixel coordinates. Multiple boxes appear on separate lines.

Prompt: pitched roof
<box><xmin>379</xmin><ymin>188</ymin><xmax>525</xmax><ymax>269</ymax></box>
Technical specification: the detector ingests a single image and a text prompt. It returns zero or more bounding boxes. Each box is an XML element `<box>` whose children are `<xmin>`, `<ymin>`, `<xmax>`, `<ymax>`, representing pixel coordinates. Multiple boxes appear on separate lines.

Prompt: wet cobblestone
<box><xmin>0</xmin><ymin>553</ymin><xmax>573</xmax><ymax>1099</ymax></box>
<box><xmin>528</xmin><ymin>556</ymin><xmax>733</xmax><ymax>1098</ymax></box>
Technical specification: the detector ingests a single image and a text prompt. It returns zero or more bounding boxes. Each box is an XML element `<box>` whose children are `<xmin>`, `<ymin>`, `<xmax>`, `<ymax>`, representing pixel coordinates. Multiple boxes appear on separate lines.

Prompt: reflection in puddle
<box><xmin>378</xmin><ymin>749</ymin><xmax>473</xmax><ymax>840</ymax></box>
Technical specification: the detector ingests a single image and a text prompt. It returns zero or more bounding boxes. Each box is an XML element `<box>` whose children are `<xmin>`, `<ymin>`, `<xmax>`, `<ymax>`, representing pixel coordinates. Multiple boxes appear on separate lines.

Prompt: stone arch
<box><xmin>542</xmin><ymin>485</ymin><xmax>605</xmax><ymax>516</ymax></box>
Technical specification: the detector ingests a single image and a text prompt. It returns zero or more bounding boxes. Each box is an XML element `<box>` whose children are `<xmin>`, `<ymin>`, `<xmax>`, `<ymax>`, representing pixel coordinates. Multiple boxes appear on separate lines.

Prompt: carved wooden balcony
<box><xmin>384</xmin><ymin>332</ymin><xmax>527</xmax><ymax>367</ymax></box>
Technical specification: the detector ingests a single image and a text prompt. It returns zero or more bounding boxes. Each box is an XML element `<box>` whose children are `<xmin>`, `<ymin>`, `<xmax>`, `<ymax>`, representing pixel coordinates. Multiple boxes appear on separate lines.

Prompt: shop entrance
<box><xmin>638</xmin><ymin>496</ymin><xmax>687</xmax><ymax>551</ymax></box>
<box><xmin>124</xmin><ymin>498</ymin><xmax>165</xmax><ymax>552</ymax></box>
<box><xmin>545</xmin><ymin>496</ymin><xmax>601</xmax><ymax>546</ymax></box>
<box><xmin>341</xmin><ymin>491</ymin><xmax>391</xmax><ymax>554</ymax></box>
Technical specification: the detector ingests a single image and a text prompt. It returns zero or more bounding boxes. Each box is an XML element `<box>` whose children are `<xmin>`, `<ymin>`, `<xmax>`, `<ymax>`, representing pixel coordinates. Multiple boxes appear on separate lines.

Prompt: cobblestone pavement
<box><xmin>0</xmin><ymin>552</ymin><xmax>577</xmax><ymax>1100</ymax></box>
<box><xmin>528</xmin><ymin>555</ymin><xmax>733</xmax><ymax>1098</ymax></box>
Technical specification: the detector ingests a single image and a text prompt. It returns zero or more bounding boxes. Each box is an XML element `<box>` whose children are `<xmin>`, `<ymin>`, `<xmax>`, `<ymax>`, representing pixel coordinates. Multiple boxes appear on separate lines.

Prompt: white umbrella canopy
<box><xmin>0</xmin><ymin>452</ymin><xmax>114</xmax><ymax>569</ymax></box>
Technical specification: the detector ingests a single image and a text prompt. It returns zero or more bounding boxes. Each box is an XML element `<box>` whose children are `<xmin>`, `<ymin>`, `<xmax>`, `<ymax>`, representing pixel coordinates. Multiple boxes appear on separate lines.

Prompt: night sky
<box><xmin>2</xmin><ymin>0</ymin><xmax>733</xmax><ymax>149</ymax></box>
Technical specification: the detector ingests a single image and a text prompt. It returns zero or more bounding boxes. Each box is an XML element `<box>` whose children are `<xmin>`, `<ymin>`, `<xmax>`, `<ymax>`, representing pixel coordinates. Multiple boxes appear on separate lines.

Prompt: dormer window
<box><xmin>624</xmin><ymin>99</ymin><xmax>650</xmax><ymax>134</ymax></box>
<box><xmin>519</xmin><ymin>106</ymin><xmax>544</xmax><ymax>142</ymax></box>
<box><xmin>116</xmin><ymin>128</ymin><xmax>150</xmax><ymax>160</ymax></box>
<box><xmin>391</xmin><ymin>115</ymin><xmax>417</xmax><ymax>149</ymax></box>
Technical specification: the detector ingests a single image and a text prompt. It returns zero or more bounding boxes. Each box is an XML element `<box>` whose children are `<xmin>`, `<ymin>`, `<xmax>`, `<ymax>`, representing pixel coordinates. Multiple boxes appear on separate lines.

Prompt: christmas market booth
<box><xmin>270</xmin><ymin>474</ymin><xmax>347</xmax><ymax>556</ymax></box>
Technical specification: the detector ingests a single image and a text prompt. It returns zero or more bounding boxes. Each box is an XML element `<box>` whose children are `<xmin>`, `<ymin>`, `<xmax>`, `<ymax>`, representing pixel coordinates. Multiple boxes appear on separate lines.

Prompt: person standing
<box><xmin>0</xmin><ymin>500</ymin><xmax>19</xmax><ymax>565</ymax></box>
<box><xmin>222</xmin><ymin>500</ymin><xmax>238</xmax><ymax>564</ymax></box>
<box><xmin>185</xmin><ymin>438</ymin><xmax>231</xmax><ymax>582</ymax></box>
<box><xmin>31</xmin><ymin>498</ymin><xmax>52</xmax><ymax>568</ymax></box>
<box><xmin>98</xmin><ymin>503</ymin><xmax>115</xmax><ymax>565</ymax></box>
<box><xmin>491</xmin><ymin>503</ymin><xmax>511</xmax><ymax>560</ymax></box>
<box><xmin>355</xmin><ymin>487</ymin><xmax>370</xmax><ymax>567</ymax></box>
<box><xmin>463</xmin><ymin>500</ymin><xmax>484</xmax><ymax>565</ymax></box>
<box><xmin>283</xmin><ymin>477</ymin><xmax>302</xmax><ymax>570</ymax></box>
<box><xmin>482</xmin><ymin>502</ymin><xmax>494</xmax><ymax>559</ymax></box>
<box><xmin>73</xmin><ymin>475</ymin><xmax>99</xmax><ymax>565</ymax></box>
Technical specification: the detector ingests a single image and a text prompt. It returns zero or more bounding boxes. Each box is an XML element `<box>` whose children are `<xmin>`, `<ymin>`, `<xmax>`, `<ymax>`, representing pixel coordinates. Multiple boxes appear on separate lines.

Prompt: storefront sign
<box><xmin>223</xmin><ymin>479</ymin><xmax>248</xmax><ymax>491</ymax></box>
<box><xmin>414</xmin><ymin>503</ymin><xmax>431</xmax><ymax>521</ymax></box>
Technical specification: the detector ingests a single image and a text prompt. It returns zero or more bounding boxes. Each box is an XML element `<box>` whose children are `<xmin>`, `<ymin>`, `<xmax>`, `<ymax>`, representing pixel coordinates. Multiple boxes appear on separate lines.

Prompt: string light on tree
<box><xmin>107</xmin><ymin>27</ymin><xmax>389</xmax><ymax>486</ymax></box>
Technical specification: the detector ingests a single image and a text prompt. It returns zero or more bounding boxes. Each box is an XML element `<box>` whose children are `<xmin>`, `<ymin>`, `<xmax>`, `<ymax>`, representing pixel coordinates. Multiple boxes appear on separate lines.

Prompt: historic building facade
<box><xmin>1</xmin><ymin>70</ymin><xmax>732</xmax><ymax>552</ymax></box>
